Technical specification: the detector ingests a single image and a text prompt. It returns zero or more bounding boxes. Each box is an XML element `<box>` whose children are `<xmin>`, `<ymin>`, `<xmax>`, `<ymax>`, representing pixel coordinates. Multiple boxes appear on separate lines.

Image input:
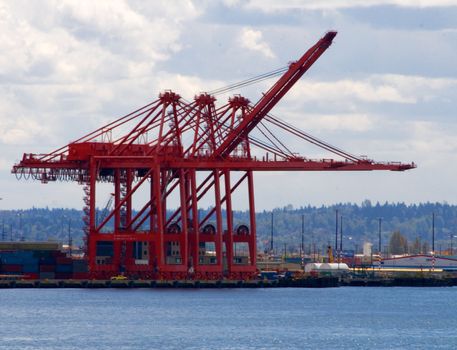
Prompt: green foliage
<box><xmin>0</xmin><ymin>202</ymin><xmax>453</xmax><ymax>255</ymax></box>
<box><xmin>389</xmin><ymin>231</ymin><xmax>408</xmax><ymax>255</ymax></box>
<box><xmin>411</xmin><ymin>237</ymin><xmax>422</xmax><ymax>254</ymax></box>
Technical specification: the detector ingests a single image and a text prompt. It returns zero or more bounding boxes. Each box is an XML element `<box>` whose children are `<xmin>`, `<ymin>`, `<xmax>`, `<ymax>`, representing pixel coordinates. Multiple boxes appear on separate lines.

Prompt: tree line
<box><xmin>0</xmin><ymin>201</ymin><xmax>455</xmax><ymax>255</ymax></box>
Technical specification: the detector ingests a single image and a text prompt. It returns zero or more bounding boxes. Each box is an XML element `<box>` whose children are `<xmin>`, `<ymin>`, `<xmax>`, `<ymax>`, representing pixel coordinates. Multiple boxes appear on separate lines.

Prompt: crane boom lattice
<box><xmin>11</xmin><ymin>31</ymin><xmax>415</xmax><ymax>280</ymax></box>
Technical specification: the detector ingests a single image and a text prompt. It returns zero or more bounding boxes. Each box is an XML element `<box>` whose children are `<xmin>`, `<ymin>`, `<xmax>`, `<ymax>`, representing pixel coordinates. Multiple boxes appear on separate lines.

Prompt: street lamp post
<box><xmin>339</xmin><ymin>215</ymin><xmax>343</xmax><ymax>263</ymax></box>
<box><xmin>270</xmin><ymin>212</ymin><xmax>274</xmax><ymax>254</ymax></box>
<box><xmin>378</xmin><ymin>218</ymin><xmax>382</xmax><ymax>255</ymax></box>
<box><xmin>68</xmin><ymin>218</ymin><xmax>72</xmax><ymax>256</ymax></box>
<box><xmin>301</xmin><ymin>214</ymin><xmax>304</xmax><ymax>269</ymax></box>
<box><xmin>0</xmin><ymin>198</ymin><xmax>4</xmax><ymax>241</ymax></box>
<box><xmin>62</xmin><ymin>214</ymin><xmax>73</xmax><ymax>255</ymax></box>
<box><xmin>335</xmin><ymin>209</ymin><xmax>339</xmax><ymax>256</ymax></box>
<box><xmin>432</xmin><ymin>212</ymin><xmax>435</xmax><ymax>253</ymax></box>
<box><xmin>450</xmin><ymin>234</ymin><xmax>457</xmax><ymax>256</ymax></box>
<box><xmin>18</xmin><ymin>212</ymin><xmax>24</xmax><ymax>242</ymax></box>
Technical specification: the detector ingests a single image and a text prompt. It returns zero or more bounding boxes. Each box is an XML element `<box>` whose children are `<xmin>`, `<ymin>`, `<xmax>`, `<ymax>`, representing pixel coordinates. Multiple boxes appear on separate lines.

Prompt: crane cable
<box><xmin>207</xmin><ymin>66</ymin><xmax>289</xmax><ymax>96</ymax></box>
<box><xmin>183</xmin><ymin>71</ymin><xmax>361</xmax><ymax>162</ymax></box>
<box><xmin>265</xmin><ymin>113</ymin><xmax>361</xmax><ymax>162</ymax></box>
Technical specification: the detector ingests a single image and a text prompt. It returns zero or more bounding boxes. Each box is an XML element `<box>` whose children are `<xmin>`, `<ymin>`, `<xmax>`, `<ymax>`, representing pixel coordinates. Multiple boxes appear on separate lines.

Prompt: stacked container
<box><xmin>0</xmin><ymin>250</ymin><xmax>40</xmax><ymax>279</ymax></box>
<box><xmin>0</xmin><ymin>242</ymin><xmax>89</xmax><ymax>280</ymax></box>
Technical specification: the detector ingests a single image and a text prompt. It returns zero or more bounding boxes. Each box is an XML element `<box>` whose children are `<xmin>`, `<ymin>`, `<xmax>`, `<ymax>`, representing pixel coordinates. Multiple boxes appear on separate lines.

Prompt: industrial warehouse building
<box><xmin>373</xmin><ymin>255</ymin><xmax>457</xmax><ymax>270</ymax></box>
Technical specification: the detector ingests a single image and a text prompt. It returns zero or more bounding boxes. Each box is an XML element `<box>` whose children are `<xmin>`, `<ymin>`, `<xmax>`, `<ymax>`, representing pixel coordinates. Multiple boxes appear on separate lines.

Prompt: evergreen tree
<box><xmin>389</xmin><ymin>231</ymin><xmax>408</xmax><ymax>255</ymax></box>
<box><xmin>422</xmin><ymin>242</ymin><xmax>430</xmax><ymax>255</ymax></box>
<box><xmin>411</xmin><ymin>237</ymin><xmax>421</xmax><ymax>254</ymax></box>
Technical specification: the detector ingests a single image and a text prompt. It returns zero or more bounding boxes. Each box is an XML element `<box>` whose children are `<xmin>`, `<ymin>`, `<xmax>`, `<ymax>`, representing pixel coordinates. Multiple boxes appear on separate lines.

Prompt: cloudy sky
<box><xmin>1</xmin><ymin>0</ymin><xmax>457</xmax><ymax>210</ymax></box>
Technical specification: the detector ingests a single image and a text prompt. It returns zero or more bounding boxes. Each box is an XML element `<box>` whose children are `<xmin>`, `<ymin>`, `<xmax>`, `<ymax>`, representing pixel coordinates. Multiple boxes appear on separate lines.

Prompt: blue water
<box><xmin>1</xmin><ymin>287</ymin><xmax>456</xmax><ymax>349</ymax></box>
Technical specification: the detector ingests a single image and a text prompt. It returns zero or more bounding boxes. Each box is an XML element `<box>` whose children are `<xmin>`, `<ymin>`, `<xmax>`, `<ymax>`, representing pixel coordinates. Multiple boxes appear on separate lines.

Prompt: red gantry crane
<box><xmin>12</xmin><ymin>31</ymin><xmax>415</xmax><ymax>280</ymax></box>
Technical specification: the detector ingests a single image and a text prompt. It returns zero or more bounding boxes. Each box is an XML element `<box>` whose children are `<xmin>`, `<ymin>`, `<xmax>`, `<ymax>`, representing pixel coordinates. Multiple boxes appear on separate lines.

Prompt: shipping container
<box><xmin>56</xmin><ymin>264</ymin><xmax>73</xmax><ymax>273</ymax></box>
<box><xmin>39</xmin><ymin>257</ymin><xmax>56</xmax><ymax>265</ymax></box>
<box><xmin>0</xmin><ymin>242</ymin><xmax>60</xmax><ymax>251</ymax></box>
<box><xmin>0</xmin><ymin>256</ymin><xmax>24</xmax><ymax>265</ymax></box>
<box><xmin>21</xmin><ymin>258</ymin><xmax>39</xmax><ymax>266</ymax></box>
<box><xmin>73</xmin><ymin>272</ymin><xmax>89</xmax><ymax>279</ymax></box>
<box><xmin>39</xmin><ymin>265</ymin><xmax>55</xmax><ymax>272</ymax></box>
<box><xmin>23</xmin><ymin>273</ymin><xmax>39</xmax><ymax>280</ymax></box>
<box><xmin>39</xmin><ymin>272</ymin><xmax>56</xmax><ymax>279</ymax></box>
<box><xmin>1</xmin><ymin>264</ymin><xmax>22</xmax><ymax>273</ymax></box>
<box><xmin>55</xmin><ymin>272</ymin><xmax>73</xmax><ymax>279</ymax></box>
<box><xmin>33</xmin><ymin>251</ymin><xmax>52</xmax><ymax>258</ymax></box>
<box><xmin>22</xmin><ymin>264</ymin><xmax>40</xmax><ymax>273</ymax></box>
<box><xmin>72</xmin><ymin>260</ymin><xmax>88</xmax><ymax>272</ymax></box>
<box><xmin>56</xmin><ymin>257</ymin><xmax>72</xmax><ymax>265</ymax></box>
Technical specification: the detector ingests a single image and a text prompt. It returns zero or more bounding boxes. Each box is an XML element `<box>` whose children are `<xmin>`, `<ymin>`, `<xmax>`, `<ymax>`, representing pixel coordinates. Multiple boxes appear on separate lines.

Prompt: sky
<box><xmin>1</xmin><ymin>0</ymin><xmax>457</xmax><ymax>210</ymax></box>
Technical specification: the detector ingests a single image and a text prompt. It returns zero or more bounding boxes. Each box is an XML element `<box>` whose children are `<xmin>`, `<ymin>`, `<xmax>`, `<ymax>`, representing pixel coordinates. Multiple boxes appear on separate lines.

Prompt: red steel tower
<box><xmin>12</xmin><ymin>31</ymin><xmax>415</xmax><ymax>280</ymax></box>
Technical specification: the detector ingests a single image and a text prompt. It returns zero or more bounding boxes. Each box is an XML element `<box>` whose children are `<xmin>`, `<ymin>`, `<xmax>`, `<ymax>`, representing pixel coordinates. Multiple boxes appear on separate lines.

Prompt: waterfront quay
<box><xmin>1</xmin><ymin>275</ymin><xmax>457</xmax><ymax>289</ymax></box>
<box><xmin>0</xmin><ymin>277</ymin><xmax>338</xmax><ymax>289</ymax></box>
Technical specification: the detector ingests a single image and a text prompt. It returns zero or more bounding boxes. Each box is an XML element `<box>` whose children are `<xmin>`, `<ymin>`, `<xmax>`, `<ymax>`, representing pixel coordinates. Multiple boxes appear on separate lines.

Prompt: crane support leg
<box><xmin>190</xmin><ymin>169</ymin><xmax>200</xmax><ymax>276</ymax></box>
<box><xmin>179</xmin><ymin>168</ymin><xmax>189</xmax><ymax>274</ymax></box>
<box><xmin>214</xmin><ymin>169</ymin><xmax>224</xmax><ymax>279</ymax></box>
<box><xmin>88</xmin><ymin>158</ymin><xmax>98</xmax><ymax>277</ymax></box>
<box><xmin>224</xmin><ymin>170</ymin><xmax>234</xmax><ymax>276</ymax></box>
<box><xmin>248</xmin><ymin>170</ymin><xmax>257</xmax><ymax>272</ymax></box>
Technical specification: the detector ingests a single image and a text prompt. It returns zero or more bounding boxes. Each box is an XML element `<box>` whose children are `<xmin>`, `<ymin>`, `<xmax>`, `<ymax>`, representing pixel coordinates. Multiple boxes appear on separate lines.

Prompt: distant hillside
<box><xmin>0</xmin><ymin>201</ymin><xmax>454</xmax><ymax>254</ymax></box>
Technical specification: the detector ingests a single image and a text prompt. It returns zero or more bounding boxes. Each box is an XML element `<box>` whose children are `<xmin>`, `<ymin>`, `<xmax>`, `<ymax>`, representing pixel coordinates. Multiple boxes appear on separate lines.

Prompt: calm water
<box><xmin>0</xmin><ymin>287</ymin><xmax>456</xmax><ymax>349</ymax></box>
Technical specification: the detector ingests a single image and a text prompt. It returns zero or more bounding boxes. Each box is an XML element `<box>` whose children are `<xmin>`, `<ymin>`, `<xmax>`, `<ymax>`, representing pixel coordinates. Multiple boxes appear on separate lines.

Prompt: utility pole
<box><xmin>19</xmin><ymin>212</ymin><xmax>24</xmax><ymax>241</ymax></box>
<box><xmin>378</xmin><ymin>218</ymin><xmax>382</xmax><ymax>255</ymax></box>
<box><xmin>335</xmin><ymin>209</ymin><xmax>338</xmax><ymax>254</ymax></box>
<box><xmin>312</xmin><ymin>242</ymin><xmax>316</xmax><ymax>262</ymax></box>
<box><xmin>301</xmin><ymin>214</ymin><xmax>304</xmax><ymax>257</ymax></box>
<box><xmin>0</xmin><ymin>198</ymin><xmax>3</xmax><ymax>241</ymax></box>
<box><xmin>68</xmin><ymin>218</ymin><xmax>72</xmax><ymax>256</ymax></box>
<box><xmin>270</xmin><ymin>212</ymin><xmax>274</xmax><ymax>254</ymax></box>
<box><xmin>339</xmin><ymin>215</ymin><xmax>343</xmax><ymax>262</ymax></box>
<box><xmin>432</xmin><ymin>212</ymin><xmax>435</xmax><ymax>253</ymax></box>
<box><xmin>451</xmin><ymin>234</ymin><xmax>454</xmax><ymax>256</ymax></box>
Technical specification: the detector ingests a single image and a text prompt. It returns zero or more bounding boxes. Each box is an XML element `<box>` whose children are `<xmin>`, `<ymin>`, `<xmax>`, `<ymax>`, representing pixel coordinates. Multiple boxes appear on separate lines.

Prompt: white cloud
<box><xmin>0</xmin><ymin>117</ymin><xmax>50</xmax><ymax>145</ymax></box>
<box><xmin>0</xmin><ymin>0</ymin><xmax>201</xmax><ymax>84</ymax></box>
<box><xmin>1</xmin><ymin>1</ymin><xmax>456</xmax><ymax>210</ymax></box>
<box><xmin>239</xmin><ymin>28</ymin><xmax>275</xmax><ymax>59</ymax></box>
<box><xmin>287</xmin><ymin>113</ymin><xmax>375</xmax><ymax>133</ymax></box>
<box><xmin>154</xmin><ymin>73</ymin><xmax>224</xmax><ymax>100</ymax></box>
<box><xmin>409</xmin><ymin>121</ymin><xmax>457</xmax><ymax>155</ymax></box>
<box><xmin>0</xmin><ymin>0</ymin><xmax>202</xmax><ymax>140</ymax></box>
<box><xmin>289</xmin><ymin>79</ymin><xmax>414</xmax><ymax>104</ymax></box>
<box><xmin>244</xmin><ymin>0</ymin><xmax>457</xmax><ymax>11</ymax></box>
<box><xmin>376</xmin><ymin>74</ymin><xmax>457</xmax><ymax>102</ymax></box>
<box><xmin>0</xmin><ymin>157</ymin><xmax>10</xmax><ymax>171</ymax></box>
<box><xmin>284</xmin><ymin>74</ymin><xmax>457</xmax><ymax>107</ymax></box>
<box><xmin>223</xmin><ymin>0</ymin><xmax>242</xmax><ymax>7</ymax></box>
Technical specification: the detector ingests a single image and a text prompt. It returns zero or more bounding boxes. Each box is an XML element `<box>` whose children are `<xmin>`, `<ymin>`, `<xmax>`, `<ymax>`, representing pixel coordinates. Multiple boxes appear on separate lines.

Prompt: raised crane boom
<box><xmin>213</xmin><ymin>31</ymin><xmax>337</xmax><ymax>159</ymax></box>
<box><xmin>10</xmin><ymin>30</ymin><xmax>416</xmax><ymax>281</ymax></box>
